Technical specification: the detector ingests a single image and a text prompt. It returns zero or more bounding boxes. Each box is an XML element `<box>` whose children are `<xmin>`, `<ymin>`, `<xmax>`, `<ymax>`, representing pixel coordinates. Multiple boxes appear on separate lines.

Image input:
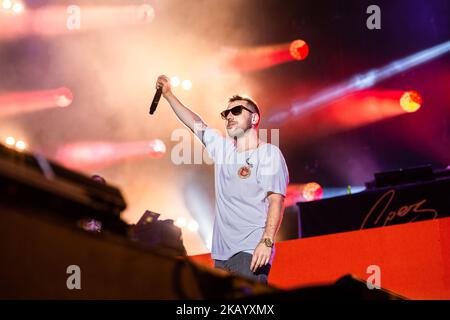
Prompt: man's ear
<box><xmin>252</xmin><ymin>113</ymin><xmax>259</xmax><ymax>125</ymax></box>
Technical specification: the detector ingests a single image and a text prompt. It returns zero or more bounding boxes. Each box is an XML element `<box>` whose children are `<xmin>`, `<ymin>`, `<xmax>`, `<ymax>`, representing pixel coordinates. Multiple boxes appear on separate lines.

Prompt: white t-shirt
<box><xmin>202</xmin><ymin>127</ymin><xmax>289</xmax><ymax>261</ymax></box>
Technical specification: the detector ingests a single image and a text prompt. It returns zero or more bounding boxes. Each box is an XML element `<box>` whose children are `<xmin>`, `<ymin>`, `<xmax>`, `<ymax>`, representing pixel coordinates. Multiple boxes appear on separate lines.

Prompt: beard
<box><xmin>227</xmin><ymin>120</ymin><xmax>252</xmax><ymax>138</ymax></box>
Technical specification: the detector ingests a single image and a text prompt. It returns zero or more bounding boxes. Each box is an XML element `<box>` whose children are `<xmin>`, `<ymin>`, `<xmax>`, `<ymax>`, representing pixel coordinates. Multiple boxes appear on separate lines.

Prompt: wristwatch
<box><xmin>261</xmin><ymin>238</ymin><xmax>274</xmax><ymax>248</ymax></box>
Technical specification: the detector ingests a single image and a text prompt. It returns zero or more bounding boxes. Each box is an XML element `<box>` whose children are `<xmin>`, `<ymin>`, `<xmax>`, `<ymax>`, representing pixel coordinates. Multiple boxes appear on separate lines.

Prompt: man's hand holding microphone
<box><xmin>149</xmin><ymin>75</ymin><xmax>172</xmax><ymax>115</ymax></box>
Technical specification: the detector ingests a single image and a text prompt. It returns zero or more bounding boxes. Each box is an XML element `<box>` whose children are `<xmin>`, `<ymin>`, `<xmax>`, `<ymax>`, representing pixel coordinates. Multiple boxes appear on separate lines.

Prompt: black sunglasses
<box><xmin>220</xmin><ymin>105</ymin><xmax>254</xmax><ymax>119</ymax></box>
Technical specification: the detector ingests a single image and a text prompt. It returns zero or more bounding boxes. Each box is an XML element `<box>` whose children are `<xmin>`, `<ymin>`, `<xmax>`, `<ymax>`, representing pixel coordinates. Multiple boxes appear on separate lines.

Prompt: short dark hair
<box><xmin>228</xmin><ymin>94</ymin><xmax>260</xmax><ymax>118</ymax></box>
<box><xmin>91</xmin><ymin>174</ymin><xmax>106</xmax><ymax>184</ymax></box>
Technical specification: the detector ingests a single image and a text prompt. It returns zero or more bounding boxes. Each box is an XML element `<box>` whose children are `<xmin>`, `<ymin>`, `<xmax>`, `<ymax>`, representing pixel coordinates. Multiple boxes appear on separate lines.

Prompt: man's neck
<box><xmin>234</xmin><ymin>128</ymin><xmax>260</xmax><ymax>152</ymax></box>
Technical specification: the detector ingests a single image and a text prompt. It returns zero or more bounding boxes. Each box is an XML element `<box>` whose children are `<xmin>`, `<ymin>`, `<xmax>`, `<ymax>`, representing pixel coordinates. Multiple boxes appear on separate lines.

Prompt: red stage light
<box><xmin>0</xmin><ymin>87</ymin><xmax>74</xmax><ymax>117</ymax></box>
<box><xmin>224</xmin><ymin>39</ymin><xmax>309</xmax><ymax>73</ymax></box>
<box><xmin>55</xmin><ymin>87</ymin><xmax>73</xmax><ymax>107</ymax></box>
<box><xmin>149</xmin><ymin>139</ymin><xmax>166</xmax><ymax>158</ymax></box>
<box><xmin>302</xmin><ymin>182</ymin><xmax>323</xmax><ymax>201</ymax></box>
<box><xmin>289</xmin><ymin>40</ymin><xmax>309</xmax><ymax>60</ymax></box>
<box><xmin>285</xmin><ymin>182</ymin><xmax>324</xmax><ymax>206</ymax></box>
<box><xmin>400</xmin><ymin>90</ymin><xmax>422</xmax><ymax>113</ymax></box>
<box><xmin>54</xmin><ymin>139</ymin><xmax>166</xmax><ymax>170</ymax></box>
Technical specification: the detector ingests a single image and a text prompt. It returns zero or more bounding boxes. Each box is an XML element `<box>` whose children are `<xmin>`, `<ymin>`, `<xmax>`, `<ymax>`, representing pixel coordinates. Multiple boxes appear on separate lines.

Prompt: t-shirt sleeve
<box><xmin>257</xmin><ymin>145</ymin><xmax>289</xmax><ymax>197</ymax></box>
<box><xmin>201</xmin><ymin>126</ymin><xmax>225</xmax><ymax>162</ymax></box>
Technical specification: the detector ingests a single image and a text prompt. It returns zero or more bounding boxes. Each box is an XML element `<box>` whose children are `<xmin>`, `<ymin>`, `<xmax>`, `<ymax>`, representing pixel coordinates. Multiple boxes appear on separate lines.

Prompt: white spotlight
<box><xmin>12</xmin><ymin>2</ymin><xmax>24</xmax><ymax>13</ymax></box>
<box><xmin>187</xmin><ymin>220</ymin><xmax>199</xmax><ymax>232</ymax></box>
<box><xmin>5</xmin><ymin>136</ymin><xmax>15</xmax><ymax>146</ymax></box>
<box><xmin>2</xmin><ymin>0</ymin><xmax>12</xmax><ymax>10</ymax></box>
<box><xmin>150</xmin><ymin>139</ymin><xmax>166</xmax><ymax>153</ymax></box>
<box><xmin>15</xmin><ymin>140</ymin><xmax>26</xmax><ymax>151</ymax></box>
<box><xmin>174</xmin><ymin>216</ymin><xmax>187</xmax><ymax>228</ymax></box>
<box><xmin>181</xmin><ymin>80</ymin><xmax>192</xmax><ymax>91</ymax></box>
<box><xmin>170</xmin><ymin>76</ymin><xmax>180</xmax><ymax>87</ymax></box>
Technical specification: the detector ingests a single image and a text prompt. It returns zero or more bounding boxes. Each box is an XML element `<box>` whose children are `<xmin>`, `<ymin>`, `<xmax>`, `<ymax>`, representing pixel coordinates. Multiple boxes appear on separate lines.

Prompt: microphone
<box><xmin>149</xmin><ymin>87</ymin><xmax>163</xmax><ymax>115</ymax></box>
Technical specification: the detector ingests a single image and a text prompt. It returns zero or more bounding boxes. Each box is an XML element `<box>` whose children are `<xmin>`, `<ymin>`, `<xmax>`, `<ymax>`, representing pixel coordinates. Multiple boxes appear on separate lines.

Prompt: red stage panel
<box><xmin>190</xmin><ymin>217</ymin><xmax>450</xmax><ymax>299</ymax></box>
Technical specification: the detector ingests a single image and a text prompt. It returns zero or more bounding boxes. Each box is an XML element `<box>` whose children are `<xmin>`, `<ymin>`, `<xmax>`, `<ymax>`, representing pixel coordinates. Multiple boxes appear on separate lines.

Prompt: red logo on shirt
<box><xmin>238</xmin><ymin>166</ymin><xmax>251</xmax><ymax>179</ymax></box>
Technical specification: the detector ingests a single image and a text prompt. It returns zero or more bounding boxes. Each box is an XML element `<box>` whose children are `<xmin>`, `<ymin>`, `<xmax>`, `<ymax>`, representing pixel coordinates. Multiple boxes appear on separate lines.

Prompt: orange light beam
<box><xmin>0</xmin><ymin>87</ymin><xmax>73</xmax><ymax>117</ymax></box>
<box><xmin>53</xmin><ymin>139</ymin><xmax>166</xmax><ymax>171</ymax></box>
<box><xmin>223</xmin><ymin>39</ymin><xmax>309</xmax><ymax>73</ymax></box>
<box><xmin>0</xmin><ymin>4</ymin><xmax>155</xmax><ymax>39</ymax></box>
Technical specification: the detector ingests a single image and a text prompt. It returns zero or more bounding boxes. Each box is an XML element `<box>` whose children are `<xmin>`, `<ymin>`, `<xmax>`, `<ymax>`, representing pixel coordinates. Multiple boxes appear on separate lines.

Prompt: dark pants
<box><xmin>214</xmin><ymin>252</ymin><xmax>271</xmax><ymax>284</ymax></box>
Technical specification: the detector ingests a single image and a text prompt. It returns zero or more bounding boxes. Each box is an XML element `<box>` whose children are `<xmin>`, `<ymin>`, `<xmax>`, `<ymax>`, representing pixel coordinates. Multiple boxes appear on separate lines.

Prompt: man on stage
<box><xmin>156</xmin><ymin>75</ymin><xmax>289</xmax><ymax>284</ymax></box>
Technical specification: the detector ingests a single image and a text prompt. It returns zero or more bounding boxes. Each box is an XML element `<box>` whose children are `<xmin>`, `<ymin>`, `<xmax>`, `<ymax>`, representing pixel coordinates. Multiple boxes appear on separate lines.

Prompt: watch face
<box><xmin>264</xmin><ymin>238</ymin><xmax>273</xmax><ymax>247</ymax></box>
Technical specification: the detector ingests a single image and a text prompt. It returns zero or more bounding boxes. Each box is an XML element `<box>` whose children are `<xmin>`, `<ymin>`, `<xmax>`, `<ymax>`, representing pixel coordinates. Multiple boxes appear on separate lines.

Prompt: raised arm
<box><xmin>156</xmin><ymin>75</ymin><xmax>207</xmax><ymax>140</ymax></box>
